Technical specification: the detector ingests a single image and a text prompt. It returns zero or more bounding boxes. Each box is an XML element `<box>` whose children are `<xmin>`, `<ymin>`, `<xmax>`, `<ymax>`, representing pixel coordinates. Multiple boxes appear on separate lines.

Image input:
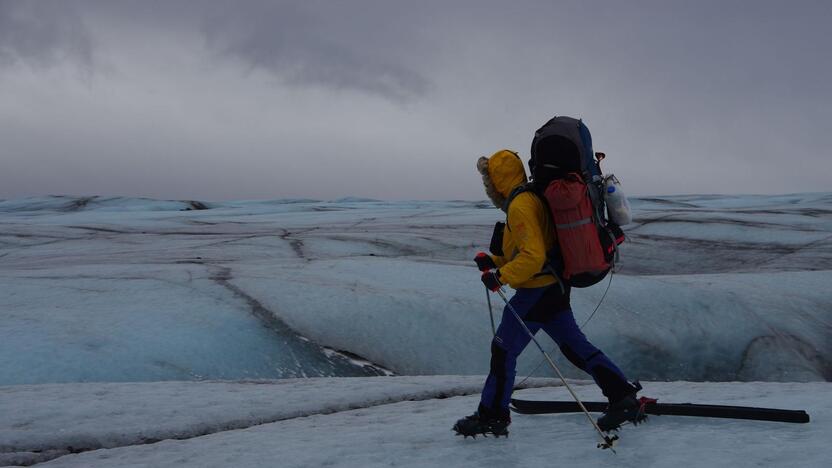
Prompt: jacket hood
<box><xmin>477</xmin><ymin>150</ymin><xmax>528</xmax><ymax>211</ymax></box>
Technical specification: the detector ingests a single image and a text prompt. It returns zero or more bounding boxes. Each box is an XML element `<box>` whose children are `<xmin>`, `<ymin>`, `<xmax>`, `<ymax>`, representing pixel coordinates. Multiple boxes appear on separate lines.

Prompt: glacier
<box><xmin>1</xmin><ymin>193</ymin><xmax>830</xmax><ymax>467</ymax></box>
<box><xmin>1</xmin><ymin>193</ymin><xmax>829</xmax><ymax>384</ymax></box>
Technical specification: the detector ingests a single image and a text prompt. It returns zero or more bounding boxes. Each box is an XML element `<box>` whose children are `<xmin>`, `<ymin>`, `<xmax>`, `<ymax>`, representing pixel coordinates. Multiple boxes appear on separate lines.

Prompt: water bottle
<box><xmin>603</xmin><ymin>174</ymin><xmax>632</xmax><ymax>225</ymax></box>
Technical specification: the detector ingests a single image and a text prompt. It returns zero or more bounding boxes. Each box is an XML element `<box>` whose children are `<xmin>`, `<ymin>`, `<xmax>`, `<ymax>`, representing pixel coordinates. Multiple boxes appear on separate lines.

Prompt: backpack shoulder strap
<box><xmin>502</xmin><ymin>182</ymin><xmax>554</xmax><ymax>234</ymax></box>
<box><xmin>504</xmin><ymin>182</ymin><xmax>565</xmax><ymax>291</ymax></box>
<box><xmin>502</xmin><ymin>182</ymin><xmax>537</xmax><ymax>214</ymax></box>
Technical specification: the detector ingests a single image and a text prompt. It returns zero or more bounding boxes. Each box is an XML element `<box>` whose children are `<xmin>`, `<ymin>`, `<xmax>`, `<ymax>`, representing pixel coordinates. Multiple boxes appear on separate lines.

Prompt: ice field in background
<box><xmin>0</xmin><ymin>193</ymin><xmax>830</xmax><ymax>385</ymax></box>
<box><xmin>1</xmin><ymin>194</ymin><xmax>830</xmax><ymax>467</ymax></box>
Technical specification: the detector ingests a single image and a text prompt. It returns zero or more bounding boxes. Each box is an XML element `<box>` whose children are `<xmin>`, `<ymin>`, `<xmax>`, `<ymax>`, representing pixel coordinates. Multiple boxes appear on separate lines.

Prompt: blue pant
<box><xmin>480</xmin><ymin>287</ymin><xmax>631</xmax><ymax>412</ymax></box>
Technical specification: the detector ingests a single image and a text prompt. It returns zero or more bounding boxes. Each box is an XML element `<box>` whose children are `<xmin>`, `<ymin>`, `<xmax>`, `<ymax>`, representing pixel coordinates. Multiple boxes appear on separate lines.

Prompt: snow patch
<box><xmin>11</xmin><ymin>379</ymin><xmax>829</xmax><ymax>468</ymax></box>
<box><xmin>0</xmin><ymin>376</ymin><xmax>559</xmax><ymax>466</ymax></box>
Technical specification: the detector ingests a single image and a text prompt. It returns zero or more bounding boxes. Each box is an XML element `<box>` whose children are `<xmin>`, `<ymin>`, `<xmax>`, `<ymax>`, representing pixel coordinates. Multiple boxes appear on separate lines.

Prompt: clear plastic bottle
<box><xmin>603</xmin><ymin>174</ymin><xmax>632</xmax><ymax>226</ymax></box>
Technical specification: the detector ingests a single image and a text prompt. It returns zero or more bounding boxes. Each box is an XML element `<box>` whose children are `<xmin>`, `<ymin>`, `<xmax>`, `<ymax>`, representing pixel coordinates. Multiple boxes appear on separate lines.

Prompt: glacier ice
<box><xmin>0</xmin><ymin>193</ymin><xmax>830</xmax><ymax>384</ymax></box>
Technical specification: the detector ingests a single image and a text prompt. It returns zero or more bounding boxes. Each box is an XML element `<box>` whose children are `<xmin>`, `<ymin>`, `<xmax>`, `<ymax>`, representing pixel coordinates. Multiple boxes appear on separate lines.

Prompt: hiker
<box><xmin>453</xmin><ymin>142</ymin><xmax>639</xmax><ymax>438</ymax></box>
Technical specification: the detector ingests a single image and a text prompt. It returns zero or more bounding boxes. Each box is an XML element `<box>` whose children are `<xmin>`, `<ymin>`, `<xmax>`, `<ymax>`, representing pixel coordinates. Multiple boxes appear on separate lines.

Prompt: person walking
<box><xmin>453</xmin><ymin>148</ymin><xmax>640</xmax><ymax>438</ymax></box>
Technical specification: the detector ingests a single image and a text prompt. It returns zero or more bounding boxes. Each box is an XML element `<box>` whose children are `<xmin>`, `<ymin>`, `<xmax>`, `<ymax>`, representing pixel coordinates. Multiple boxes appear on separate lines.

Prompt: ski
<box><xmin>510</xmin><ymin>398</ymin><xmax>810</xmax><ymax>424</ymax></box>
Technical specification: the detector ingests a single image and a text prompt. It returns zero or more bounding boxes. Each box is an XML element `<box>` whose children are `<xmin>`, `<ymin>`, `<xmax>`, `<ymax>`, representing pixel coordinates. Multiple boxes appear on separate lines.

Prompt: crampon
<box><xmin>452</xmin><ymin>411</ymin><xmax>510</xmax><ymax>439</ymax></box>
<box><xmin>597</xmin><ymin>396</ymin><xmax>655</xmax><ymax>432</ymax></box>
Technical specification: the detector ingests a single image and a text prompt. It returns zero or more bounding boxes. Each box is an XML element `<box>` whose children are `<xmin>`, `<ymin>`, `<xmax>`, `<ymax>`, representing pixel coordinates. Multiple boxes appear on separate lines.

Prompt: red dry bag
<box><xmin>543</xmin><ymin>174</ymin><xmax>609</xmax><ymax>280</ymax></box>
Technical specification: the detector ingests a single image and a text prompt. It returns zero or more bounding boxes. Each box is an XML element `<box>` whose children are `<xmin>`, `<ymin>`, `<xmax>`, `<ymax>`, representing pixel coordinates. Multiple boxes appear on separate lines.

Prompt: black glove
<box><xmin>474</xmin><ymin>252</ymin><xmax>497</xmax><ymax>272</ymax></box>
<box><xmin>481</xmin><ymin>270</ymin><xmax>502</xmax><ymax>292</ymax></box>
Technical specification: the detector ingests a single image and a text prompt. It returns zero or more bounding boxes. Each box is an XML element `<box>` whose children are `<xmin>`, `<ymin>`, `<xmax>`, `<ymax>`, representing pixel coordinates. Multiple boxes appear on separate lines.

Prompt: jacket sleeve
<box><xmin>497</xmin><ymin>194</ymin><xmax>547</xmax><ymax>287</ymax></box>
<box><xmin>490</xmin><ymin>254</ymin><xmax>507</xmax><ymax>268</ymax></box>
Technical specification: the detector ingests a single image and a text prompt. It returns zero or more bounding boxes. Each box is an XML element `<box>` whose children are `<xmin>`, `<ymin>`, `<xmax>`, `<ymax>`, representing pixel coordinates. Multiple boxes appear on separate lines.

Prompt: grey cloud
<box><xmin>1</xmin><ymin>0</ymin><xmax>432</xmax><ymax>101</ymax></box>
<box><xmin>0</xmin><ymin>0</ymin><xmax>93</xmax><ymax>70</ymax></box>
<box><xmin>199</xmin><ymin>1</ymin><xmax>431</xmax><ymax>101</ymax></box>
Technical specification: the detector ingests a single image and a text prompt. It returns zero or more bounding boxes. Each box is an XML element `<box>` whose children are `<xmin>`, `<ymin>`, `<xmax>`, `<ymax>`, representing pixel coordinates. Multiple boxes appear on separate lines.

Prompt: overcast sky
<box><xmin>1</xmin><ymin>0</ymin><xmax>830</xmax><ymax>201</ymax></box>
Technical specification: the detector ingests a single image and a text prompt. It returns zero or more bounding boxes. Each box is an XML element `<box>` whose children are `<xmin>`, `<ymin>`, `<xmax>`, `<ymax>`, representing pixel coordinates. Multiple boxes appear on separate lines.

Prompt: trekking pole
<box><xmin>485</xmin><ymin>286</ymin><xmax>496</xmax><ymax>335</ymax></box>
<box><xmin>494</xmin><ymin>287</ymin><xmax>619</xmax><ymax>451</ymax></box>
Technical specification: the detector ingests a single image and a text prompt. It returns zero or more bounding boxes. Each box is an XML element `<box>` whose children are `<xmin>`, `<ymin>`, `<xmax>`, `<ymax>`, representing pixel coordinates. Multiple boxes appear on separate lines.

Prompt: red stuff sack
<box><xmin>543</xmin><ymin>173</ymin><xmax>609</xmax><ymax>281</ymax></box>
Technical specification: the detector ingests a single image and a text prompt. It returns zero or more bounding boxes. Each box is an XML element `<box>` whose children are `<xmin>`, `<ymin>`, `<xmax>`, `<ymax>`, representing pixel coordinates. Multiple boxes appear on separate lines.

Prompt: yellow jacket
<box><xmin>482</xmin><ymin>150</ymin><xmax>557</xmax><ymax>289</ymax></box>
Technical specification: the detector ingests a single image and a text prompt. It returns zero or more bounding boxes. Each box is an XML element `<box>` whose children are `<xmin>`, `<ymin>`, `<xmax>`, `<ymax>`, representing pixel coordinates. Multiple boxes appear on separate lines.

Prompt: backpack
<box><xmin>508</xmin><ymin>116</ymin><xmax>625</xmax><ymax>288</ymax></box>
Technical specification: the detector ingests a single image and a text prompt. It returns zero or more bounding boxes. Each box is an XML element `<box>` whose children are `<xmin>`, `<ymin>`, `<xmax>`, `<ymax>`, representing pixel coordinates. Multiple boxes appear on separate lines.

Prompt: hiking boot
<box><xmin>452</xmin><ymin>405</ymin><xmax>510</xmax><ymax>438</ymax></box>
<box><xmin>597</xmin><ymin>393</ymin><xmax>646</xmax><ymax>431</ymax></box>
